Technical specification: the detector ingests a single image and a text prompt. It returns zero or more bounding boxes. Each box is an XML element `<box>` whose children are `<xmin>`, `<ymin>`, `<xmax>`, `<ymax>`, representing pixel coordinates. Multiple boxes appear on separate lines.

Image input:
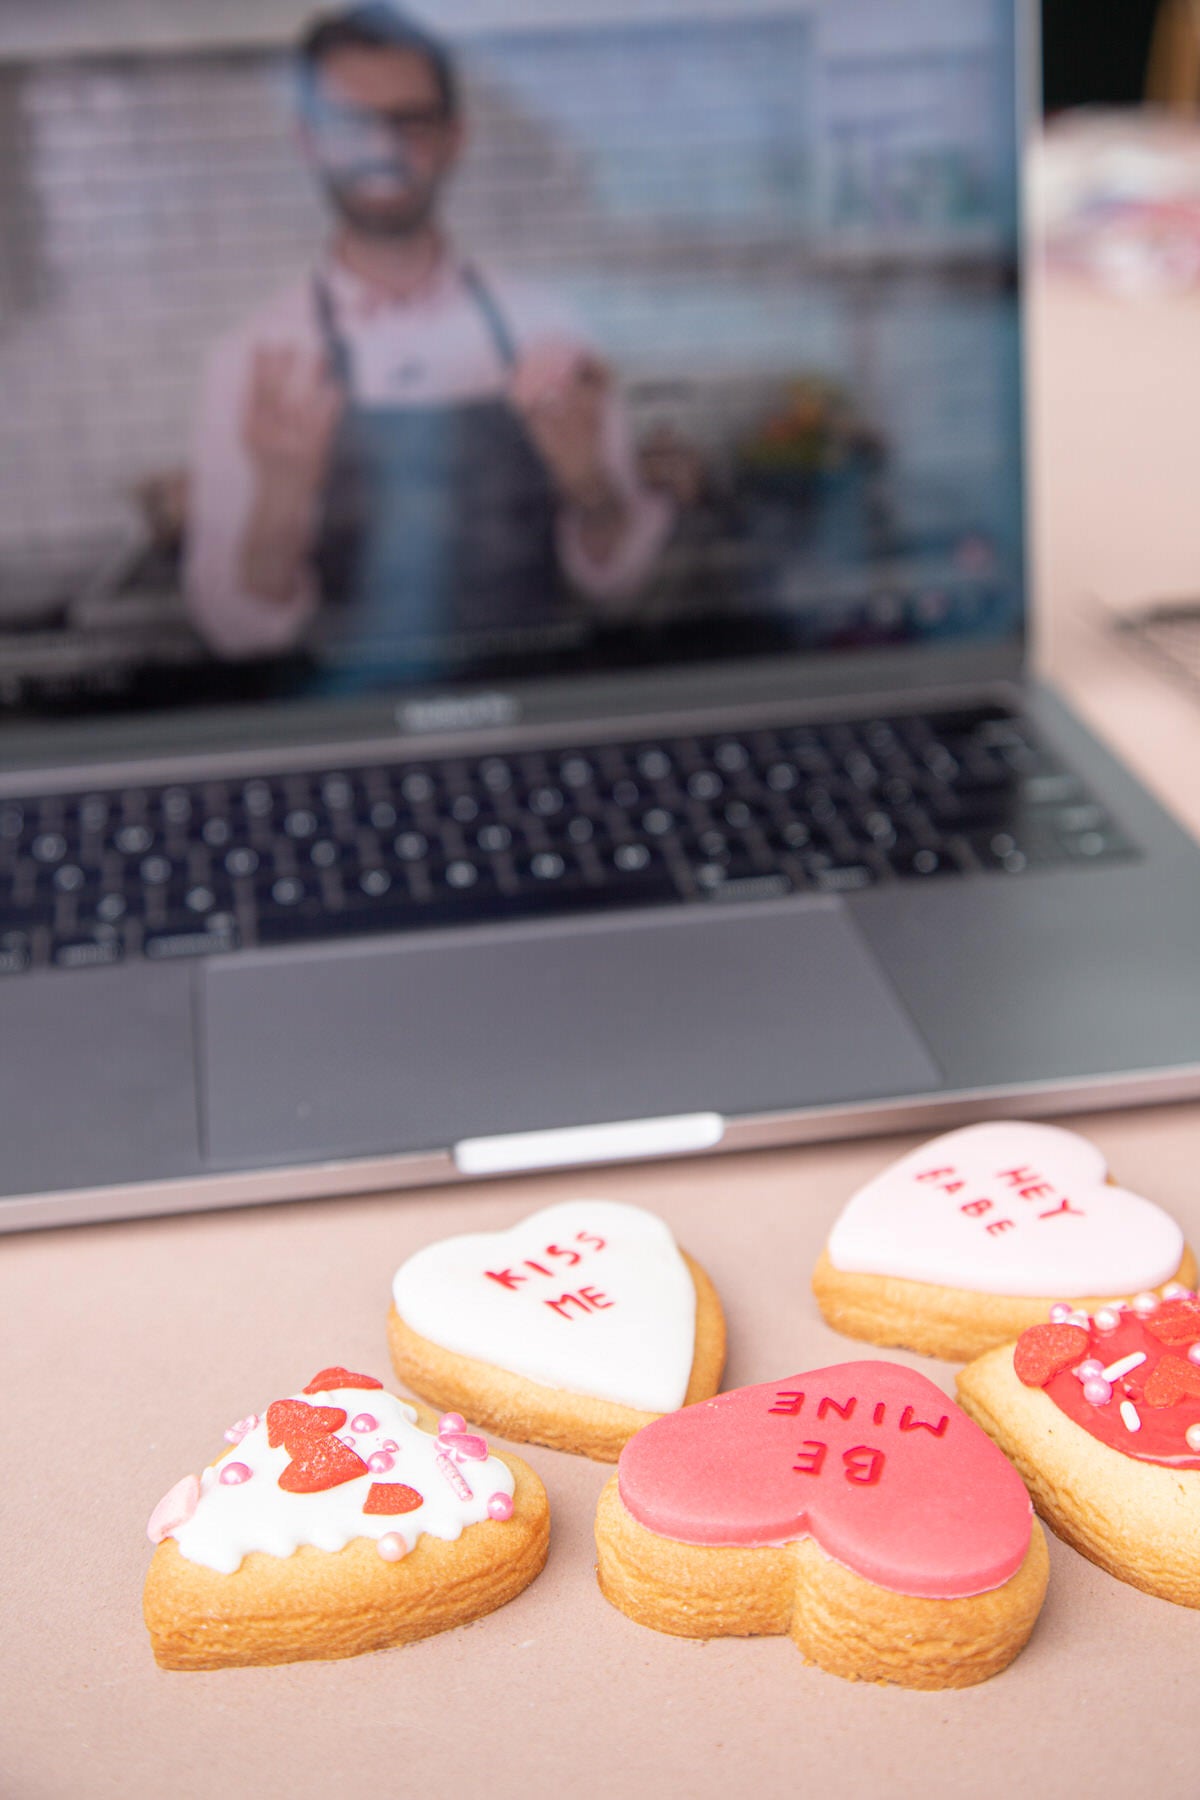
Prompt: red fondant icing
<box><xmin>1143</xmin><ymin>1299</ymin><xmax>1200</xmax><ymax>1347</ymax></box>
<box><xmin>278</xmin><ymin>1432</ymin><xmax>369</xmax><ymax>1494</ymax></box>
<box><xmin>1013</xmin><ymin>1323</ymin><xmax>1090</xmax><ymax>1388</ymax></box>
<box><xmin>302</xmin><ymin>1367</ymin><xmax>384</xmax><ymax>1394</ymax></box>
<box><xmin>363</xmin><ymin>1482</ymin><xmax>424</xmax><ymax>1515</ymax></box>
<box><xmin>266</xmin><ymin>1399</ymin><xmax>348</xmax><ymax>1450</ymax></box>
<box><xmin>616</xmin><ymin>1362</ymin><xmax>1032</xmax><ymax>1600</ymax></box>
<box><xmin>1143</xmin><ymin>1354</ymin><xmax>1200</xmax><ymax>1409</ymax></box>
<box><xmin>1016</xmin><ymin>1311</ymin><xmax>1200</xmax><ymax>1468</ymax></box>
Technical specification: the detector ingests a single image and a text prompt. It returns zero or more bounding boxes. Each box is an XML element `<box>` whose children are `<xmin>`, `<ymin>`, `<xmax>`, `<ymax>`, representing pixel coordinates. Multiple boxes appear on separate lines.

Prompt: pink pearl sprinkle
<box><xmin>1093</xmin><ymin>1308</ymin><xmax>1120</xmax><ymax>1333</ymax></box>
<box><xmin>367</xmin><ymin>1451</ymin><xmax>396</xmax><ymax>1474</ymax></box>
<box><xmin>487</xmin><ymin>1491</ymin><xmax>514</xmax><ymax>1521</ymax></box>
<box><xmin>1082</xmin><ymin>1378</ymin><xmax>1113</xmax><ymax>1406</ymax></box>
<box><xmin>351</xmin><ymin>1413</ymin><xmax>378</xmax><ymax>1434</ymax></box>
<box><xmin>1132</xmin><ymin>1292</ymin><xmax>1160</xmax><ymax>1315</ymax></box>
<box><xmin>219</xmin><ymin>1461</ymin><xmax>252</xmax><ymax>1486</ymax></box>
<box><xmin>381</xmin><ymin>1440</ymin><xmax>399</xmax><ymax>1453</ymax></box>
<box><xmin>1186</xmin><ymin>1425</ymin><xmax>1200</xmax><ymax>1453</ymax></box>
<box><xmin>1188</xmin><ymin>1344</ymin><xmax>1200</xmax><ymax>1367</ymax></box>
<box><xmin>1076</xmin><ymin>1360</ymin><xmax>1105</xmax><ymax>1380</ymax></box>
<box><xmin>1163</xmin><ymin>1283</ymin><xmax>1192</xmax><ymax>1301</ymax></box>
<box><xmin>377</xmin><ymin>1533</ymin><xmax>407</xmax><ymax>1562</ymax></box>
<box><xmin>439</xmin><ymin>1412</ymin><xmax>467</xmax><ymax>1435</ymax></box>
<box><xmin>1048</xmin><ymin>1303</ymin><xmax>1072</xmax><ymax>1323</ymax></box>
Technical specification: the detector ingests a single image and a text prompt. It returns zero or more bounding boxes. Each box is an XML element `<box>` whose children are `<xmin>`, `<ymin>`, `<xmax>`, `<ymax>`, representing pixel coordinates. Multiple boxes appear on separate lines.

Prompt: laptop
<box><xmin>1</xmin><ymin>0</ymin><xmax>1198</xmax><ymax>1233</ymax></box>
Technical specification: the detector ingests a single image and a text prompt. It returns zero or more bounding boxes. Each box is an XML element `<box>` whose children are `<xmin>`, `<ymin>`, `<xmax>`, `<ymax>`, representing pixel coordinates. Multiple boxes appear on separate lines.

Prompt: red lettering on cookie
<box><xmin>872</xmin><ymin>1402</ymin><xmax>886</xmax><ymax>1425</ymax></box>
<box><xmin>1017</xmin><ymin>1181</ymin><xmax>1054</xmax><ymax>1203</ymax></box>
<box><xmin>986</xmin><ymin>1218</ymin><xmax>1016</xmax><ymax>1236</ymax></box>
<box><xmin>363</xmin><ymin>1482</ymin><xmax>424</xmax><ymax>1515</ymax></box>
<box><xmin>545</xmin><ymin>1292</ymin><xmax>590</xmax><ymax>1319</ymax></box>
<box><xmin>1013</xmin><ymin>1322</ymin><xmax>1090</xmax><ymax>1387</ymax></box>
<box><xmin>915</xmin><ymin>1166</ymin><xmax>956</xmax><ymax>1183</ymax></box>
<box><xmin>301</xmin><ymin>1368</ymin><xmax>382</xmax><ymax>1395</ymax></box>
<box><xmin>485</xmin><ymin>1268</ymin><xmax>525</xmax><ymax>1291</ymax></box>
<box><xmin>899</xmin><ymin>1405</ymin><xmax>949</xmax><ymax>1437</ymax></box>
<box><xmin>817</xmin><ymin>1395</ymin><xmax>857</xmax><ymax>1422</ymax></box>
<box><xmin>960</xmin><ymin>1199</ymin><xmax>993</xmax><ymax>1218</ymax></box>
<box><xmin>793</xmin><ymin>1440</ymin><xmax>828</xmax><ymax>1476</ymax></box>
<box><xmin>769</xmin><ymin>1391</ymin><xmax>805</xmax><ymax>1415</ymax></box>
<box><xmin>579</xmin><ymin>1285</ymin><xmax>614</xmax><ymax>1310</ymax></box>
<box><xmin>1037</xmin><ymin>1198</ymin><xmax>1085</xmax><ymax>1220</ymax></box>
<box><xmin>996</xmin><ymin>1165</ymin><xmax>1039</xmax><ymax>1188</ymax></box>
<box><xmin>842</xmin><ymin>1446</ymin><xmax>886</xmax><ymax>1486</ymax></box>
<box><xmin>525</xmin><ymin>1260</ymin><xmax>552</xmax><ymax>1278</ymax></box>
<box><xmin>546</xmin><ymin>1242</ymin><xmax>582</xmax><ymax>1267</ymax></box>
<box><xmin>576</xmin><ymin>1231</ymin><xmax>606</xmax><ymax>1251</ymax></box>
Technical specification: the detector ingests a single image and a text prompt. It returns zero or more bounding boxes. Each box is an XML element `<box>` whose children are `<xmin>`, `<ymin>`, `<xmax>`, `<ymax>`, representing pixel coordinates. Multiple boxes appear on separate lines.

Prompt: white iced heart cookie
<box><xmin>388</xmin><ymin>1199</ymin><xmax>726</xmax><ymax>1461</ymax></box>
<box><xmin>813</xmin><ymin>1122</ymin><xmax>1193</xmax><ymax>1364</ymax></box>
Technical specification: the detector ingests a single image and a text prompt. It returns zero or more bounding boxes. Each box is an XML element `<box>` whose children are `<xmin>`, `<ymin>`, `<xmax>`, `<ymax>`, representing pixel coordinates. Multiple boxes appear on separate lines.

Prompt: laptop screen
<box><xmin>0</xmin><ymin>0</ymin><xmax>1022</xmax><ymax>723</ymax></box>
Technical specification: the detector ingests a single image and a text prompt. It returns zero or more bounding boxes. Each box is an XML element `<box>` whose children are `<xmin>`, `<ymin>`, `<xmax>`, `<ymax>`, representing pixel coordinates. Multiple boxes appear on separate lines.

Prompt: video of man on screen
<box><xmin>0</xmin><ymin>0</ymin><xmax>1021</xmax><ymax>716</ymax></box>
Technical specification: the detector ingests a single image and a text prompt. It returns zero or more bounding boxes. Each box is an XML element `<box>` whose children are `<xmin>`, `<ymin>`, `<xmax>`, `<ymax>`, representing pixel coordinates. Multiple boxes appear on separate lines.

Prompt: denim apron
<box><xmin>311</xmin><ymin>266</ymin><xmax>563</xmax><ymax>678</ymax></box>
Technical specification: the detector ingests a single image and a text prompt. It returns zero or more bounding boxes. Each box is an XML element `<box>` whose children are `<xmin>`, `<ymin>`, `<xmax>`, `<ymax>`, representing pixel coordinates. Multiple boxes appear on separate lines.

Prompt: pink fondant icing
<box><xmin>146</xmin><ymin>1473</ymin><xmax>200</xmax><ymax>1544</ymax></box>
<box><xmin>617</xmin><ymin>1362</ymin><xmax>1032</xmax><ymax>1600</ymax></box>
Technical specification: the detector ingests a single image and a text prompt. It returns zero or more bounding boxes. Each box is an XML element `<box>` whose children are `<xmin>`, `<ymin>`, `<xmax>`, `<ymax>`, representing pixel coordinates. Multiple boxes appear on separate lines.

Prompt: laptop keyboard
<box><xmin>0</xmin><ymin>704</ymin><xmax>1137</xmax><ymax>975</ymax></box>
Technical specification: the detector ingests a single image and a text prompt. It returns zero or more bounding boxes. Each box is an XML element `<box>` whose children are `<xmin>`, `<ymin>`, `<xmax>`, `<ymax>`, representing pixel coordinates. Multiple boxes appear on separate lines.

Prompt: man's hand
<box><xmin>241</xmin><ymin>346</ymin><xmax>343</xmax><ymax>502</ymax></box>
<box><xmin>508</xmin><ymin>341</ymin><xmax>622</xmax><ymax>512</ymax></box>
<box><xmin>237</xmin><ymin>347</ymin><xmax>343</xmax><ymax>607</ymax></box>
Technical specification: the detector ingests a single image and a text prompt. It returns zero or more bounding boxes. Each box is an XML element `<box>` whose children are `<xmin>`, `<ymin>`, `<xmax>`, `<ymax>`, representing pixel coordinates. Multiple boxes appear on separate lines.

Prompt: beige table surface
<box><xmin>4</xmin><ymin>271</ymin><xmax>1200</xmax><ymax>1800</ymax></box>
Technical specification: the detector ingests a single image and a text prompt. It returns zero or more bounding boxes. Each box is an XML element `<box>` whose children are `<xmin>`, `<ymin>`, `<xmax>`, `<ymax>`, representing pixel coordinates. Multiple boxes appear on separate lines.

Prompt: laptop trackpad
<box><xmin>199</xmin><ymin>898</ymin><xmax>940</xmax><ymax>1167</ymax></box>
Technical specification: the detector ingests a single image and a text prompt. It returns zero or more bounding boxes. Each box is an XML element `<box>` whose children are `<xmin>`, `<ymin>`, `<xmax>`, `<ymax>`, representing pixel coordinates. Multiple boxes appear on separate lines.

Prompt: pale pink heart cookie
<box><xmin>596</xmin><ymin>1361</ymin><xmax>1048</xmax><ymax>1689</ymax></box>
<box><xmin>388</xmin><ymin>1200</ymin><xmax>726</xmax><ymax>1460</ymax></box>
<box><xmin>813</xmin><ymin>1121</ymin><xmax>1194</xmax><ymax>1362</ymax></box>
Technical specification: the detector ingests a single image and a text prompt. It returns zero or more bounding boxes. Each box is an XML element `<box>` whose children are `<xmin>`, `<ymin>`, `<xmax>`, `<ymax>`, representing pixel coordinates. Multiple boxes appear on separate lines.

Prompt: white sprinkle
<box><xmin>1119</xmin><ymin>1400</ymin><xmax>1142</xmax><ymax>1433</ymax></box>
<box><xmin>1101</xmin><ymin>1351</ymin><xmax>1147</xmax><ymax>1382</ymax></box>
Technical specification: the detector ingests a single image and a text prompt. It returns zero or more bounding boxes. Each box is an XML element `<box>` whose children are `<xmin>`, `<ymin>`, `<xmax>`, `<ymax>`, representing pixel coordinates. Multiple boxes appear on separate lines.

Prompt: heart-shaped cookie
<box><xmin>597</xmin><ymin>1361</ymin><xmax>1047</xmax><ymax>1688</ymax></box>
<box><xmin>143</xmin><ymin>1372</ymin><xmax>549</xmax><ymax>1670</ymax></box>
<box><xmin>814</xmin><ymin>1122</ymin><xmax>1192</xmax><ymax>1362</ymax></box>
<box><xmin>958</xmin><ymin>1291</ymin><xmax>1200</xmax><ymax>1608</ymax></box>
<box><xmin>388</xmin><ymin>1199</ymin><xmax>726</xmax><ymax>1461</ymax></box>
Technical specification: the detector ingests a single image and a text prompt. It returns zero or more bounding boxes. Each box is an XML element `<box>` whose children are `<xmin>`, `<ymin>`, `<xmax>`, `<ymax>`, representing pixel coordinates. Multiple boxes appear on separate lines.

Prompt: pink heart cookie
<box><xmin>814</xmin><ymin>1122</ymin><xmax>1192</xmax><ymax>1363</ymax></box>
<box><xmin>597</xmin><ymin>1362</ymin><xmax>1048</xmax><ymax>1688</ymax></box>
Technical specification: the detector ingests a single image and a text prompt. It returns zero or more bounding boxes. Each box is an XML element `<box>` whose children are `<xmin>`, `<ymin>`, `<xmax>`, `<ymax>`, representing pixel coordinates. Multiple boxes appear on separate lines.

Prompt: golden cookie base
<box><xmin>594</xmin><ymin>1474</ymin><xmax>1048</xmax><ymax>1689</ymax></box>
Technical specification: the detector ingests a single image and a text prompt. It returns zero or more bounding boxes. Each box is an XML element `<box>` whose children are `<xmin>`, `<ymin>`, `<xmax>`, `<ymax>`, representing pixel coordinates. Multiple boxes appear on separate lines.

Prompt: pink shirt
<box><xmin>184</xmin><ymin>254</ymin><xmax>672</xmax><ymax>658</ymax></box>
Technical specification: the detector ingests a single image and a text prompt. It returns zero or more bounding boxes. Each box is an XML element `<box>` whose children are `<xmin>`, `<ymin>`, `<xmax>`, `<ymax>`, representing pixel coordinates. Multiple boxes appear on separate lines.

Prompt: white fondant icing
<box><xmin>826</xmin><ymin>1121</ymin><xmax>1184</xmax><ymax>1297</ymax></box>
<box><xmin>391</xmin><ymin>1199</ymin><xmax>696</xmax><ymax>1413</ymax></box>
<box><xmin>168</xmin><ymin>1387</ymin><xmax>513</xmax><ymax>1575</ymax></box>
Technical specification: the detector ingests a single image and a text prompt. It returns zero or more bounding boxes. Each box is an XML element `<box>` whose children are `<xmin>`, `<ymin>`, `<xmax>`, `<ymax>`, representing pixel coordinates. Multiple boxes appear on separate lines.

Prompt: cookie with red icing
<box><xmin>958</xmin><ymin>1288</ymin><xmax>1200</xmax><ymax>1606</ymax></box>
<box><xmin>813</xmin><ymin>1121</ymin><xmax>1194</xmax><ymax>1362</ymax></box>
<box><xmin>594</xmin><ymin>1361</ymin><xmax>1048</xmax><ymax>1688</ymax></box>
<box><xmin>388</xmin><ymin>1200</ymin><xmax>725</xmax><ymax>1461</ymax></box>
<box><xmin>142</xmin><ymin>1368</ymin><xmax>549</xmax><ymax>1669</ymax></box>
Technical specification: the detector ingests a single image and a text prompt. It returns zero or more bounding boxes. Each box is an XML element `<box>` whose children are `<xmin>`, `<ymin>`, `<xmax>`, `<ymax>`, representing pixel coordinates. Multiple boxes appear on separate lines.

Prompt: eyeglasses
<box><xmin>304</xmin><ymin>97</ymin><xmax>452</xmax><ymax>151</ymax></box>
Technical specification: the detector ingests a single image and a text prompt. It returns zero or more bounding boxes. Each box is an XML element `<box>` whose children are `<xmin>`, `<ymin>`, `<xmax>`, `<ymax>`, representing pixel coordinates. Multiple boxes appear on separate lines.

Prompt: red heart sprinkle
<box><xmin>1143</xmin><ymin>1299</ymin><xmax>1200</xmax><ymax>1347</ymax></box>
<box><xmin>363</xmin><ymin>1482</ymin><xmax>424</xmax><ymax>1515</ymax></box>
<box><xmin>1013</xmin><ymin>1323</ymin><xmax>1091</xmax><ymax>1387</ymax></box>
<box><xmin>1143</xmin><ymin>1353</ymin><xmax>1200</xmax><ymax>1408</ymax></box>
<box><xmin>302</xmin><ymin>1367</ymin><xmax>384</xmax><ymax>1394</ymax></box>
<box><xmin>266</xmin><ymin>1399</ymin><xmax>347</xmax><ymax>1450</ymax></box>
<box><xmin>278</xmin><ymin>1432</ymin><xmax>369</xmax><ymax>1494</ymax></box>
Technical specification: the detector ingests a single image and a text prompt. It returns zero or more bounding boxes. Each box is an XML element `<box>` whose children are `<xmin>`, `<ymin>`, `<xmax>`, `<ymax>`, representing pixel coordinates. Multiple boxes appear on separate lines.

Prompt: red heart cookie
<box><xmin>598</xmin><ymin>1362</ymin><xmax>1047</xmax><ymax>1688</ymax></box>
<box><xmin>617</xmin><ymin>1362</ymin><xmax>1032</xmax><ymax>1599</ymax></box>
